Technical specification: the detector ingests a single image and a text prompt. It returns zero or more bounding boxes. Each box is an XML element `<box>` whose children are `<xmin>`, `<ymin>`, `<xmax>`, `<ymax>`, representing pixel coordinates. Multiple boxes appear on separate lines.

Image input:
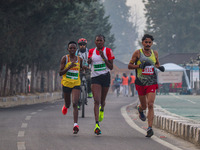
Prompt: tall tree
<box><xmin>143</xmin><ymin>0</ymin><xmax>200</xmax><ymax>55</ymax></box>
<box><xmin>0</xmin><ymin>0</ymin><xmax>115</xmax><ymax>95</ymax></box>
<box><xmin>102</xmin><ymin>0</ymin><xmax>139</xmax><ymax>62</ymax></box>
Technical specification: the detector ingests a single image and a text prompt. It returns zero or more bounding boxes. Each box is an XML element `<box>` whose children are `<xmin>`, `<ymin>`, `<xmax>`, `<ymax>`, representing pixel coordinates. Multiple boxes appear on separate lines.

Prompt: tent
<box><xmin>157</xmin><ymin>63</ymin><xmax>191</xmax><ymax>90</ymax></box>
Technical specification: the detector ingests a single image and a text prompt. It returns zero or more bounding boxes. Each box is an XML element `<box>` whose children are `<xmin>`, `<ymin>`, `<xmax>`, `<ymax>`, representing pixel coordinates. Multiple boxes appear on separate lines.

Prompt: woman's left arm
<box><xmin>104</xmin><ymin>59</ymin><xmax>114</xmax><ymax>70</ymax></box>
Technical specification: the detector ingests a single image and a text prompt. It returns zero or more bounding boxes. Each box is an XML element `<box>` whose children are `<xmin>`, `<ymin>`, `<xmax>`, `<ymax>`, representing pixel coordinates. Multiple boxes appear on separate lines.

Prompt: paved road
<box><xmin>155</xmin><ymin>93</ymin><xmax>200</xmax><ymax>122</ymax></box>
<box><xmin>0</xmin><ymin>93</ymin><xmax>199</xmax><ymax>150</ymax></box>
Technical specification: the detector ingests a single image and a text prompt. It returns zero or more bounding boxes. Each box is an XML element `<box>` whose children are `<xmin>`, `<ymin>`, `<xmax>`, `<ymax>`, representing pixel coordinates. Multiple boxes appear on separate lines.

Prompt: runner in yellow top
<box><xmin>59</xmin><ymin>41</ymin><xmax>83</xmax><ymax>134</ymax></box>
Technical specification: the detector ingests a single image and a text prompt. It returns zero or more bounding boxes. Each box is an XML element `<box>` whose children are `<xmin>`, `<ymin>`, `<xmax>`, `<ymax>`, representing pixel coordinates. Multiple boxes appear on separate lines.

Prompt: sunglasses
<box><xmin>79</xmin><ymin>44</ymin><xmax>86</xmax><ymax>46</ymax></box>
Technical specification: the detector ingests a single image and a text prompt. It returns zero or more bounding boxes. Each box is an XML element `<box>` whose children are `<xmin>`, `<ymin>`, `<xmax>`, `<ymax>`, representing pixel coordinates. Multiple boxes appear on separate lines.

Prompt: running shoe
<box><xmin>146</xmin><ymin>127</ymin><xmax>154</xmax><ymax>137</ymax></box>
<box><xmin>99</xmin><ymin>106</ymin><xmax>104</xmax><ymax>122</ymax></box>
<box><xmin>137</xmin><ymin>105</ymin><xmax>146</xmax><ymax>121</ymax></box>
<box><xmin>94</xmin><ymin>124</ymin><xmax>101</xmax><ymax>135</ymax></box>
<box><xmin>73</xmin><ymin>125</ymin><xmax>79</xmax><ymax>134</ymax></box>
<box><xmin>62</xmin><ymin>105</ymin><xmax>68</xmax><ymax>115</ymax></box>
<box><xmin>88</xmin><ymin>92</ymin><xmax>93</xmax><ymax>98</ymax></box>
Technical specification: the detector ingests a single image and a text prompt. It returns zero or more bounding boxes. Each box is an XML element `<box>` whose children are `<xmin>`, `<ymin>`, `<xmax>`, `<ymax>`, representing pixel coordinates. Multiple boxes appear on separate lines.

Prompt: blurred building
<box><xmin>159</xmin><ymin>53</ymin><xmax>199</xmax><ymax>65</ymax></box>
<box><xmin>159</xmin><ymin>52</ymin><xmax>200</xmax><ymax>94</ymax></box>
<box><xmin>110</xmin><ymin>59</ymin><xmax>132</xmax><ymax>79</ymax></box>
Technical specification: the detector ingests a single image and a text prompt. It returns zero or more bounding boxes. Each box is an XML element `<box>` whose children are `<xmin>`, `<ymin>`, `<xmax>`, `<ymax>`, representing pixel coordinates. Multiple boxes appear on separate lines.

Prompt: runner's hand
<box><xmin>99</xmin><ymin>50</ymin><xmax>105</xmax><ymax>59</ymax></box>
<box><xmin>82</xmin><ymin>66</ymin><xmax>89</xmax><ymax>70</ymax></box>
<box><xmin>88</xmin><ymin>58</ymin><xmax>92</xmax><ymax>64</ymax></box>
<box><xmin>139</xmin><ymin>61</ymin><xmax>152</xmax><ymax>69</ymax></box>
<box><xmin>70</xmin><ymin>61</ymin><xmax>77</xmax><ymax>68</ymax></box>
<box><xmin>158</xmin><ymin>66</ymin><xmax>165</xmax><ymax>72</ymax></box>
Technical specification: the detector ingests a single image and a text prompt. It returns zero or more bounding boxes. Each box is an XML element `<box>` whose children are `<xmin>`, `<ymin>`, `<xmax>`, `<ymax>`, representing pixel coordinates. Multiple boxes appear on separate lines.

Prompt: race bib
<box><xmin>142</xmin><ymin>66</ymin><xmax>154</xmax><ymax>75</ymax></box>
<box><xmin>66</xmin><ymin>70</ymin><xmax>79</xmax><ymax>80</ymax></box>
<box><xmin>94</xmin><ymin>63</ymin><xmax>106</xmax><ymax>71</ymax></box>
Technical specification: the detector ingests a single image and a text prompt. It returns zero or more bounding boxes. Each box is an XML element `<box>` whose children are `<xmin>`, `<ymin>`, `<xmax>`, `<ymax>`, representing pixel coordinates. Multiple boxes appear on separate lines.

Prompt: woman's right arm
<box><xmin>59</xmin><ymin>56</ymin><xmax>74</xmax><ymax>76</ymax></box>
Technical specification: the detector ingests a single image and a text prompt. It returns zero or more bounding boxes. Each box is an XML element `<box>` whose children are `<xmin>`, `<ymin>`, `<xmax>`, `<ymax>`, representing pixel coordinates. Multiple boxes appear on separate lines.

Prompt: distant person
<box><xmin>128</xmin><ymin>34</ymin><xmax>165</xmax><ymax>137</ymax></box>
<box><xmin>114</xmin><ymin>74</ymin><xmax>122</xmax><ymax>97</ymax></box>
<box><xmin>129</xmin><ymin>72</ymin><xmax>136</xmax><ymax>97</ymax></box>
<box><xmin>111</xmin><ymin>78</ymin><xmax>115</xmax><ymax>92</ymax></box>
<box><xmin>121</xmin><ymin>73</ymin><xmax>129</xmax><ymax>97</ymax></box>
<box><xmin>163</xmin><ymin>83</ymin><xmax>170</xmax><ymax>95</ymax></box>
<box><xmin>88</xmin><ymin>34</ymin><xmax>115</xmax><ymax>135</ymax></box>
<box><xmin>59</xmin><ymin>41</ymin><xmax>84</xmax><ymax>134</ymax></box>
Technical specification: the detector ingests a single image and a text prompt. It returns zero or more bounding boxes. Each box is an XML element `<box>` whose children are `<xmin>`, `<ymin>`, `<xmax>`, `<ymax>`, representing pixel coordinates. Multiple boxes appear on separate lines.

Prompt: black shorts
<box><xmin>62</xmin><ymin>85</ymin><xmax>81</xmax><ymax>93</ymax></box>
<box><xmin>91</xmin><ymin>72</ymin><xmax>110</xmax><ymax>87</ymax></box>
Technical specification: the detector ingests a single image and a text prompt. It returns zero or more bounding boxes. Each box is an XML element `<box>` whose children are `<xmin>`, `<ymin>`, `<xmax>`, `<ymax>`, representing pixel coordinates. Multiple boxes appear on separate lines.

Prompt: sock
<box><xmin>74</xmin><ymin>123</ymin><xmax>78</xmax><ymax>126</ymax></box>
<box><xmin>96</xmin><ymin>121</ymin><xmax>99</xmax><ymax>126</ymax></box>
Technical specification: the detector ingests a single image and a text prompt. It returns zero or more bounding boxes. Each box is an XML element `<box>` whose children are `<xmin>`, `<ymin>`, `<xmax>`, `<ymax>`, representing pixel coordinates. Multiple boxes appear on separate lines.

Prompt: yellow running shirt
<box><xmin>135</xmin><ymin>49</ymin><xmax>157</xmax><ymax>86</ymax></box>
<box><xmin>62</xmin><ymin>55</ymin><xmax>81</xmax><ymax>88</ymax></box>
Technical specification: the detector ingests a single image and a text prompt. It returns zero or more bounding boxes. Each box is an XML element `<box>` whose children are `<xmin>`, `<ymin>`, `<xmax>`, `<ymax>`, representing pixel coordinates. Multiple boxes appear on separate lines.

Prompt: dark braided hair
<box><xmin>68</xmin><ymin>41</ymin><xmax>77</xmax><ymax>47</ymax></box>
<box><xmin>95</xmin><ymin>34</ymin><xmax>105</xmax><ymax>41</ymax></box>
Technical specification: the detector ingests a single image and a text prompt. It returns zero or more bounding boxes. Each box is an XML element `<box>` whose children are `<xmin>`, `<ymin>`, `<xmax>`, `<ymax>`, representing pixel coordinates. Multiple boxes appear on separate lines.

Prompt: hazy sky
<box><xmin>126</xmin><ymin>0</ymin><xmax>146</xmax><ymax>44</ymax></box>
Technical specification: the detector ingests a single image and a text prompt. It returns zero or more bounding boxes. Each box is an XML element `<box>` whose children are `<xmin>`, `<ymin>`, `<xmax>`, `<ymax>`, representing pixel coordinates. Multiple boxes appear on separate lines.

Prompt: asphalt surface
<box><xmin>0</xmin><ymin>93</ymin><xmax>199</xmax><ymax>150</ymax></box>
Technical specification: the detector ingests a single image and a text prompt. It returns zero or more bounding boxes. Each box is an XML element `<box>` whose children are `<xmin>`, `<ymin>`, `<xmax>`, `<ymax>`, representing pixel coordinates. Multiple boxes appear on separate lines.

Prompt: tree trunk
<box><xmin>21</xmin><ymin>69</ymin><xmax>26</xmax><ymax>93</ymax></box>
<box><xmin>54</xmin><ymin>71</ymin><xmax>58</xmax><ymax>91</ymax></box>
<box><xmin>41</xmin><ymin>71</ymin><xmax>44</xmax><ymax>92</ymax></box>
<box><xmin>3</xmin><ymin>65</ymin><xmax>8</xmax><ymax>96</ymax></box>
<box><xmin>47</xmin><ymin>70</ymin><xmax>50</xmax><ymax>92</ymax></box>
<box><xmin>10</xmin><ymin>73</ymin><xmax>14</xmax><ymax>95</ymax></box>
<box><xmin>49</xmin><ymin>70</ymin><xmax>53</xmax><ymax>92</ymax></box>
<box><xmin>24</xmin><ymin>65</ymin><xmax>28</xmax><ymax>94</ymax></box>
<box><xmin>36</xmin><ymin>70</ymin><xmax>41</xmax><ymax>92</ymax></box>
<box><xmin>0</xmin><ymin>65</ymin><xmax>3</xmax><ymax>96</ymax></box>
<box><xmin>55</xmin><ymin>71</ymin><xmax>62</xmax><ymax>91</ymax></box>
<box><xmin>30</xmin><ymin>64</ymin><xmax>36</xmax><ymax>93</ymax></box>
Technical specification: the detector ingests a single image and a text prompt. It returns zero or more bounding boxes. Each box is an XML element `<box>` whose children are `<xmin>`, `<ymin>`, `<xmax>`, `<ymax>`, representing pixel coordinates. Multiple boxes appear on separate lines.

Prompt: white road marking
<box><xmin>38</xmin><ymin>109</ymin><xmax>43</xmax><ymax>111</ymax></box>
<box><xmin>17</xmin><ymin>142</ymin><xmax>26</xmax><ymax>150</ymax></box>
<box><xmin>171</xmin><ymin>94</ymin><xmax>196</xmax><ymax>104</ymax></box>
<box><xmin>21</xmin><ymin>123</ymin><xmax>28</xmax><ymax>128</ymax></box>
<box><xmin>18</xmin><ymin>131</ymin><xmax>25</xmax><ymax>137</ymax></box>
<box><xmin>25</xmin><ymin>116</ymin><xmax>31</xmax><ymax>120</ymax></box>
<box><xmin>31</xmin><ymin>112</ymin><xmax>37</xmax><ymax>115</ymax></box>
<box><xmin>121</xmin><ymin>104</ymin><xmax>182</xmax><ymax>150</ymax></box>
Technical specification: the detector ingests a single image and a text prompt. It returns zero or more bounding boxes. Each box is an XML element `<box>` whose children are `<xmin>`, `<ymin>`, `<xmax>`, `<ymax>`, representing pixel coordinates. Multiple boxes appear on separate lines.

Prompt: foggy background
<box><xmin>0</xmin><ymin>0</ymin><xmax>200</xmax><ymax>96</ymax></box>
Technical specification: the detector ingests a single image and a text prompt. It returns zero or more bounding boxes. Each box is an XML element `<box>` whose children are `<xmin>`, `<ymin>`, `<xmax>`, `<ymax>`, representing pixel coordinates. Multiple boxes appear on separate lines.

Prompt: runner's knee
<box><xmin>72</xmin><ymin>101</ymin><xmax>78</xmax><ymax>108</ymax></box>
<box><xmin>141</xmin><ymin>105</ymin><xmax>147</xmax><ymax>110</ymax></box>
<box><xmin>94</xmin><ymin>99</ymin><xmax>100</xmax><ymax>106</ymax></box>
<box><xmin>148</xmin><ymin>102</ymin><xmax>154</xmax><ymax>110</ymax></box>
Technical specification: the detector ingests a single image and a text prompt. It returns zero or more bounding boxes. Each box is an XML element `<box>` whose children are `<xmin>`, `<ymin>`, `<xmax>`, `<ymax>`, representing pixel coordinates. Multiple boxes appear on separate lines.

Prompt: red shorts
<box><xmin>135</xmin><ymin>84</ymin><xmax>158</xmax><ymax>96</ymax></box>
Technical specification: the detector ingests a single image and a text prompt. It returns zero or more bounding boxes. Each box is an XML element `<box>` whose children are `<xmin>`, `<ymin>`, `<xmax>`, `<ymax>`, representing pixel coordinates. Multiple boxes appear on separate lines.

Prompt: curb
<box><xmin>0</xmin><ymin>92</ymin><xmax>62</xmax><ymax>108</ymax></box>
<box><xmin>153</xmin><ymin>105</ymin><xmax>200</xmax><ymax>146</ymax></box>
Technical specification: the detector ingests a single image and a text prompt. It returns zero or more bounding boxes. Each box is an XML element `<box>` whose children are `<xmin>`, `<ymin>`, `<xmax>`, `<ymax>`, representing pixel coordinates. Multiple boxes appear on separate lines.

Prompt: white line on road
<box><xmin>21</xmin><ymin>123</ymin><xmax>28</xmax><ymax>128</ymax></box>
<box><xmin>121</xmin><ymin>104</ymin><xmax>182</xmax><ymax>150</ymax></box>
<box><xmin>17</xmin><ymin>142</ymin><xmax>26</xmax><ymax>150</ymax></box>
<box><xmin>31</xmin><ymin>112</ymin><xmax>37</xmax><ymax>115</ymax></box>
<box><xmin>18</xmin><ymin>131</ymin><xmax>25</xmax><ymax>137</ymax></box>
<box><xmin>171</xmin><ymin>93</ymin><xmax>196</xmax><ymax>104</ymax></box>
<box><xmin>25</xmin><ymin>116</ymin><xmax>31</xmax><ymax>120</ymax></box>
